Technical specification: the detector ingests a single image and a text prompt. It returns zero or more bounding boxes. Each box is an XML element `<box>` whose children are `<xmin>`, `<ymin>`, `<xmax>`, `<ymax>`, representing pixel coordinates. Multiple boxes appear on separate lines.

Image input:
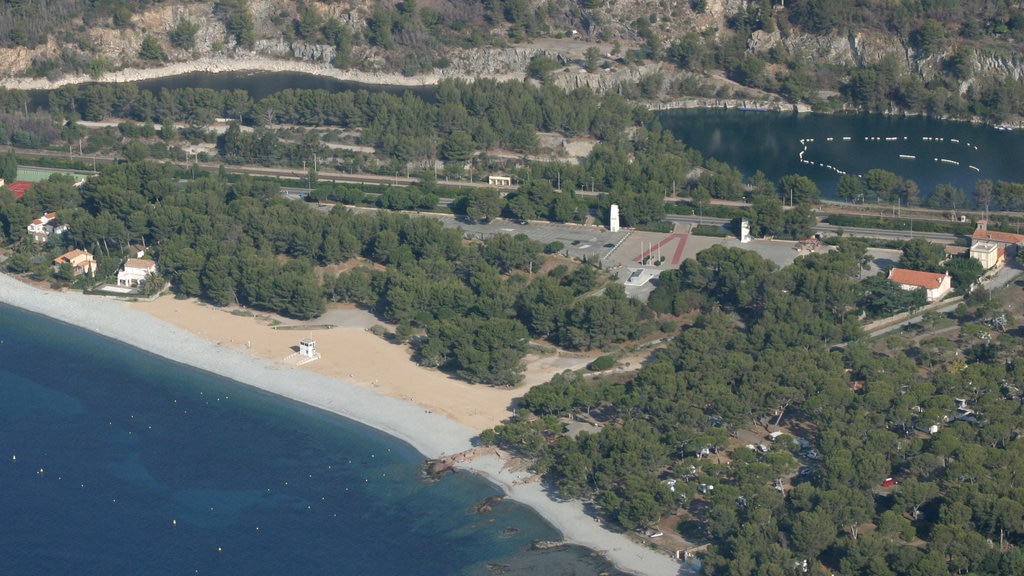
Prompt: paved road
<box><xmin>666</xmin><ymin>215</ymin><xmax>962</xmax><ymax>244</ymax></box>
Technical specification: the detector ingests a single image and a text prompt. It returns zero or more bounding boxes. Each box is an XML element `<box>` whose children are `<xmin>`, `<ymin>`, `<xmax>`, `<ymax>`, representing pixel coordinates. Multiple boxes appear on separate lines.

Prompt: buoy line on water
<box><xmin>796</xmin><ymin>134</ymin><xmax>982</xmax><ymax>178</ymax></box>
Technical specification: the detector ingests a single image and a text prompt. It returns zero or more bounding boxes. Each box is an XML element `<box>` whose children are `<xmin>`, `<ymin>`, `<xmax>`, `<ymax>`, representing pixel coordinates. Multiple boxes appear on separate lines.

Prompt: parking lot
<box><xmin>341</xmin><ymin>206</ymin><xmax>901</xmax><ymax>300</ymax></box>
<box><xmin>436</xmin><ymin>216</ymin><xmax>630</xmax><ymax>262</ymax></box>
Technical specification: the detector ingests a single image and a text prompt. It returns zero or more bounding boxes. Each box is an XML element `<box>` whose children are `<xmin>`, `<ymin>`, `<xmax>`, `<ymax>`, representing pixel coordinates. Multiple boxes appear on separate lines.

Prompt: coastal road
<box><xmin>665</xmin><ymin>215</ymin><xmax>961</xmax><ymax>244</ymax></box>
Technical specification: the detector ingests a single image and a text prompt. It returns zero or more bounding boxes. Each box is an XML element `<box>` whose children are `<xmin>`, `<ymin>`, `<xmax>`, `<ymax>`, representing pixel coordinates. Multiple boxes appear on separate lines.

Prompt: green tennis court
<box><xmin>16</xmin><ymin>168</ymin><xmax>93</xmax><ymax>183</ymax></box>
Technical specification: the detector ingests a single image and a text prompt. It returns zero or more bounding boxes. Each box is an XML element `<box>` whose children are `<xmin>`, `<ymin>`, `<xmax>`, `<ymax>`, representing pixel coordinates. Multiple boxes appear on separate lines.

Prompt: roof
<box><xmin>972</xmin><ymin>229</ymin><xmax>1024</xmax><ymax>244</ymax></box>
<box><xmin>124</xmin><ymin>258</ymin><xmax>156</xmax><ymax>269</ymax></box>
<box><xmin>888</xmin><ymin>268</ymin><xmax>949</xmax><ymax>290</ymax></box>
<box><xmin>970</xmin><ymin>241</ymin><xmax>999</xmax><ymax>253</ymax></box>
<box><xmin>6</xmin><ymin>181</ymin><xmax>32</xmax><ymax>199</ymax></box>
<box><xmin>55</xmin><ymin>249</ymin><xmax>92</xmax><ymax>262</ymax></box>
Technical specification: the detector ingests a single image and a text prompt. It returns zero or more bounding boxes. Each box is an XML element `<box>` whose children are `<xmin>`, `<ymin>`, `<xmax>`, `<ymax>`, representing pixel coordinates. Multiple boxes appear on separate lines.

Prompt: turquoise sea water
<box><xmin>0</xmin><ymin>303</ymin><xmax>626</xmax><ymax>575</ymax></box>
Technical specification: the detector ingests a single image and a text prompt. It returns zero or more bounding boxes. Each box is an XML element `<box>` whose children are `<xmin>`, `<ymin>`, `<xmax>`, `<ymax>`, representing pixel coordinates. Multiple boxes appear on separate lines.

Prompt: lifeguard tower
<box><xmin>299</xmin><ymin>338</ymin><xmax>317</xmax><ymax>358</ymax></box>
<box><xmin>286</xmin><ymin>336</ymin><xmax>321</xmax><ymax>365</ymax></box>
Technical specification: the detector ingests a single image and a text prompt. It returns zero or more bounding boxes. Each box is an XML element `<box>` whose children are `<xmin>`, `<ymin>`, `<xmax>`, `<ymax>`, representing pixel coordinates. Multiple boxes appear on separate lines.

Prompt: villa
<box><xmin>53</xmin><ymin>249</ymin><xmax>97</xmax><ymax>277</ymax></box>
<box><xmin>969</xmin><ymin>240</ymin><xmax>1004</xmax><ymax>270</ymax></box>
<box><xmin>116</xmin><ymin>258</ymin><xmax>158</xmax><ymax>287</ymax></box>
<box><xmin>888</xmin><ymin>268</ymin><xmax>953</xmax><ymax>302</ymax></box>
<box><xmin>27</xmin><ymin>212</ymin><xmax>68</xmax><ymax>243</ymax></box>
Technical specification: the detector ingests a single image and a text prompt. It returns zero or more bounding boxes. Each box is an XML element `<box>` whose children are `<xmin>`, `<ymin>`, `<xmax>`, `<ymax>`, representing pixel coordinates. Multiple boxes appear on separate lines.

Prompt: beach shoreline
<box><xmin>0</xmin><ymin>274</ymin><xmax>686</xmax><ymax>576</ymax></box>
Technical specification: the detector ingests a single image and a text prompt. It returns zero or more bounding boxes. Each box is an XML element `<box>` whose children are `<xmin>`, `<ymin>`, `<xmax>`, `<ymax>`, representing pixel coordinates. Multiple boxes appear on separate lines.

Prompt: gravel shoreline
<box><xmin>0</xmin><ymin>55</ymin><xmax>522</xmax><ymax>91</ymax></box>
<box><xmin>0</xmin><ymin>274</ymin><xmax>685</xmax><ymax>576</ymax></box>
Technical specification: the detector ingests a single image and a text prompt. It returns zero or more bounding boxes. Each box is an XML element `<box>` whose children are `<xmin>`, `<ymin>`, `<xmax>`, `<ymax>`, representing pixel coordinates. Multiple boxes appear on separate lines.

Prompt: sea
<box><xmin>0</xmin><ymin>303</ymin><xmax>627</xmax><ymax>576</ymax></box>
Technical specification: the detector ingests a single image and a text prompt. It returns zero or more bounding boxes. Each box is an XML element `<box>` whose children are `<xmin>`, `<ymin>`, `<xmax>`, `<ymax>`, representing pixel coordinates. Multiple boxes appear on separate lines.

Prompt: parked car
<box><xmin>881</xmin><ymin>477</ymin><xmax>897</xmax><ymax>487</ymax></box>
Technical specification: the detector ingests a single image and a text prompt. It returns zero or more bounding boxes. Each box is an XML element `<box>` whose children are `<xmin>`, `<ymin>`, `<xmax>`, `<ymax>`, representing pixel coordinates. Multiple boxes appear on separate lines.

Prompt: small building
<box><xmin>970</xmin><ymin>240</ymin><xmax>1004</xmax><ymax>270</ymax></box>
<box><xmin>27</xmin><ymin>212</ymin><xmax>68</xmax><ymax>243</ymax></box>
<box><xmin>116</xmin><ymin>258</ymin><xmax>157</xmax><ymax>287</ymax></box>
<box><xmin>888</xmin><ymin>268</ymin><xmax>953</xmax><ymax>302</ymax></box>
<box><xmin>299</xmin><ymin>338</ymin><xmax>317</xmax><ymax>358</ymax></box>
<box><xmin>943</xmin><ymin>245</ymin><xmax>969</xmax><ymax>259</ymax></box>
<box><xmin>53</xmin><ymin>249</ymin><xmax>97</xmax><ymax>277</ymax></box>
<box><xmin>488</xmin><ymin>175</ymin><xmax>512</xmax><ymax>187</ymax></box>
<box><xmin>285</xmin><ymin>337</ymin><xmax>320</xmax><ymax>366</ymax></box>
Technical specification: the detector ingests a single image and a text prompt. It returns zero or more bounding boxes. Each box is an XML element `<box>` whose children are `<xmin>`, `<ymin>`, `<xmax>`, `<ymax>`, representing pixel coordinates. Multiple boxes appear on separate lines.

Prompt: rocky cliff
<box><xmin>2</xmin><ymin>0</ymin><xmax>1024</xmax><ymax>108</ymax></box>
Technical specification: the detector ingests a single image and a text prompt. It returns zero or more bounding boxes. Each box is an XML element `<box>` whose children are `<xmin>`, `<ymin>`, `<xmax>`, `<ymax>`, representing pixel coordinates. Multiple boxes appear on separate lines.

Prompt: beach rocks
<box><xmin>423</xmin><ymin>458</ymin><xmax>453</xmax><ymax>478</ymax></box>
<box><xmin>473</xmin><ymin>495</ymin><xmax>503</xmax><ymax>514</ymax></box>
<box><xmin>529</xmin><ymin>539</ymin><xmax>566</xmax><ymax>550</ymax></box>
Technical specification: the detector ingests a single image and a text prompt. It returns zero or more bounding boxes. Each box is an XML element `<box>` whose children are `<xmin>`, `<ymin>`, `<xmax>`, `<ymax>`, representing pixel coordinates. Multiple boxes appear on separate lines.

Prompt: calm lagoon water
<box><xmin>0</xmin><ymin>303</ymin><xmax>625</xmax><ymax>575</ymax></box>
<box><xmin>658</xmin><ymin>109</ymin><xmax>1024</xmax><ymax>198</ymax></box>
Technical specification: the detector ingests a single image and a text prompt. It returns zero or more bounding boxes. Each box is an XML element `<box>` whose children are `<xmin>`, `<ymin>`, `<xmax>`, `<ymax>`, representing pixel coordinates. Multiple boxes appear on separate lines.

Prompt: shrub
<box><xmin>587</xmin><ymin>355</ymin><xmax>616</xmax><ymax>371</ymax></box>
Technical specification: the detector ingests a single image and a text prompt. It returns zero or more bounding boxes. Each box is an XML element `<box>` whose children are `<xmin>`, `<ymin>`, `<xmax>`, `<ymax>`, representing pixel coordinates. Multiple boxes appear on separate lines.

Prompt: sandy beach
<box><xmin>0</xmin><ymin>274</ymin><xmax>685</xmax><ymax>576</ymax></box>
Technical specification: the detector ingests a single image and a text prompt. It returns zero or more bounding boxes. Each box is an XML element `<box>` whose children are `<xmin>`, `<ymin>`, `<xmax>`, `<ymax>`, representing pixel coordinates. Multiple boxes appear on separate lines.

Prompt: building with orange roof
<box><xmin>972</xmin><ymin>220</ymin><xmax>1024</xmax><ymax>247</ymax></box>
<box><xmin>888</xmin><ymin>268</ymin><xmax>952</xmax><ymax>302</ymax></box>
<box><xmin>27</xmin><ymin>212</ymin><xmax>68</xmax><ymax>243</ymax></box>
<box><xmin>53</xmin><ymin>249</ymin><xmax>97</xmax><ymax>277</ymax></box>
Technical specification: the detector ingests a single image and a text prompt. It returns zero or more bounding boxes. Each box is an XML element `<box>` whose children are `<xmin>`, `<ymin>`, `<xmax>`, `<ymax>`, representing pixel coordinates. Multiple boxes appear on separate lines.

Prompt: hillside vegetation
<box><xmin>3</xmin><ymin>0</ymin><xmax>1024</xmax><ymax>120</ymax></box>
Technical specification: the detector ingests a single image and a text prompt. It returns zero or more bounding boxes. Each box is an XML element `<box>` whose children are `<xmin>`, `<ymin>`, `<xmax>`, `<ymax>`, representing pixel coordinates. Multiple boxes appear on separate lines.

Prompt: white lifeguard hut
<box><xmin>740</xmin><ymin>218</ymin><xmax>751</xmax><ymax>243</ymax></box>
<box><xmin>299</xmin><ymin>338</ymin><xmax>317</xmax><ymax>358</ymax></box>
<box><xmin>286</xmin><ymin>335</ymin><xmax>321</xmax><ymax>365</ymax></box>
<box><xmin>609</xmin><ymin>204</ymin><xmax>620</xmax><ymax>232</ymax></box>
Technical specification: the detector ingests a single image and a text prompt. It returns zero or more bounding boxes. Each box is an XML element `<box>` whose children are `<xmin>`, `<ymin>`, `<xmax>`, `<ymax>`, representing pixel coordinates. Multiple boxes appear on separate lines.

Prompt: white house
<box><xmin>888</xmin><ymin>268</ymin><xmax>953</xmax><ymax>302</ymax></box>
<box><xmin>970</xmin><ymin>240</ymin><xmax>1004</xmax><ymax>270</ymax></box>
<box><xmin>27</xmin><ymin>212</ymin><xmax>68</xmax><ymax>243</ymax></box>
<box><xmin>117</xmin><ymin>258</ymin><xmax>157</xmax><ymax>287</ymax></box>
<box><xmin>488</xmin><ymin>175</ymin><xmax>512</xmax><ymax>187</ymax></box>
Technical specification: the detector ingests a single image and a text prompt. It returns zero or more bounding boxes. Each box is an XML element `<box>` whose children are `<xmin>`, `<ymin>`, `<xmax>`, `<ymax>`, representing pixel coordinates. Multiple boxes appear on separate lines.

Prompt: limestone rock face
<box><xmin>442</xmin><ymin>47</ymin><xmax>544</xmax><ymax>77</ymax></box>
<box><xmin>3</xmin><ymin>0</ymin><xmax>1024</xmax><ymax>105</ymax></box>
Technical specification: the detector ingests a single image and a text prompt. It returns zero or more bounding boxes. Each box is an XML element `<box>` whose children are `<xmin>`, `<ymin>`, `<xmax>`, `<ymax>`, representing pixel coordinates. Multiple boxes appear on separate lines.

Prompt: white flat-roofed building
<box><xmin>970</xmin><ymin>240</ymin><xmax>1004</xmax><ymax>270</ymax></box>
<box><xmin>117</xmin><ymin>258</ymin><xmax>157</xmax><ymax>287</ymax></box>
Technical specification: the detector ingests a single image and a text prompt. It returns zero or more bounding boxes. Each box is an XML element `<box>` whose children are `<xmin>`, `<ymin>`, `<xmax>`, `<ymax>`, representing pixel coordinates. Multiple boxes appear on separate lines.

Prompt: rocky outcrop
<box><xmin>975</xmin><ymin>53</ymin><xmax>1024</xmax><ymax>82</ymax></box>
<box><xmin>748</xmin><ymin>30</ymin><xmax>908</xmax><ymax>69</ymax></box>
<box><xmin>442</xmin><ymin>47</ymin><xmax>545</xmax><ymax>77</ymax></box>
<box><xmin>648</xmin><ymin>98</ymin><xmax>809</xmax><ymax>113</ymax></box>
<box><xmin>254</xmin><ymin>39</ymin><xmax>336</xmax><ymax>63</ymax></box>
<box><xmin>550</xmin><ymin>63</ymin><xmax>661</xmax><ymax>92</ymax></box>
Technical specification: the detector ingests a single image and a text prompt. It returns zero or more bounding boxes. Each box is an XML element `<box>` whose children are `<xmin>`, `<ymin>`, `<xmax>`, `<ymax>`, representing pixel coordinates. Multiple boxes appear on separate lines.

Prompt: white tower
<box><xmin>609</xmin><ymin>204</ymin><xmax>620</xmax><ymax>232</ymax></box>
<box><xmin>299</xmin><ymin>338</ymin><xmax>317</xmax><ymax>358</ymax></box>
<box><xmin>740</xmin><ymin>218</ymin><xmax>751</xmax><ymax>243</ymax></box>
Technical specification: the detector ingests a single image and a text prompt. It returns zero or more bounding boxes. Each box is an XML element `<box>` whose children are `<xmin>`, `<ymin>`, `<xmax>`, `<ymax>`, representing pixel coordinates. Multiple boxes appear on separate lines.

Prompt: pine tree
<box><xmin>0</xmin><ymin>150</ymin><xmax>17</xmax><ymax>181</ymax></box>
